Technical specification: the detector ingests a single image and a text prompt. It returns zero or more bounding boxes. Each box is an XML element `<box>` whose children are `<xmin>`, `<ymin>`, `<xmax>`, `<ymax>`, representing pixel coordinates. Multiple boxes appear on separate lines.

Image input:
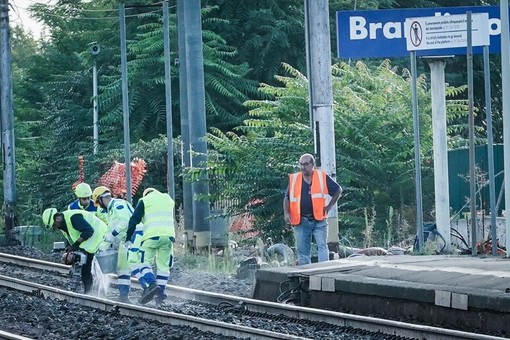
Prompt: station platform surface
<box><xmin>252</xmin><ymin>255</ymin><xmax>510</xmax><ymax>336</ymax></box>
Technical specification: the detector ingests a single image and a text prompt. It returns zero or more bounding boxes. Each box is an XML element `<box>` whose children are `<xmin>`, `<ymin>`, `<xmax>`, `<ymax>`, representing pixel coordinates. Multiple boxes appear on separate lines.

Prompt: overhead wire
<box><xmin>18</xmin><ymin>8</ymin><xmax>167</xmax><ymax>21</ymax></box>
<box><xmin>19</xmin><ymin>0</ymin><xmax>168</xmax><ymax>12</ymax></box>
<box><xmin>13</xmin><ymin>1</ymin><xmax>175</xmax><ymax>22</ymax></box>
<box><xmin>7</xmin><ymin>1</ymin><xmax>26</xmax><ymax>26</ymax></box>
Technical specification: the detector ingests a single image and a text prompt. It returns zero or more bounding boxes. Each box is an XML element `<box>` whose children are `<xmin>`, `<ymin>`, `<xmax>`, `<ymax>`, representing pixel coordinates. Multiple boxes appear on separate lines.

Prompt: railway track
<box><xmin>0</xmin><ymin>252</ymin><xmax>504</xmax><ymax>340</ymax></box>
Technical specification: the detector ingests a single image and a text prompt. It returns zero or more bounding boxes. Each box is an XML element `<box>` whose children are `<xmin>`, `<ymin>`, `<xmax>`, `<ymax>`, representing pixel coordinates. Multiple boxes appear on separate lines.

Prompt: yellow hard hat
<box><xmin>42</xmin><ymin>208</ymin><xmax>58</xmax><ymax>228</ymax></box>
<box><xmin>75</xmin><ymin>183</ymin><xmax>92</xmax><ymax>198</ymax></box>
<box><xmin>143</xmin><ymin>187</ymin><xmax>158</xmax><ymax>197</ymax></box>
<box><xmin>92</xmin><ymin>186</ymin><xmax>111</xmax><ymax>206</ymax></box>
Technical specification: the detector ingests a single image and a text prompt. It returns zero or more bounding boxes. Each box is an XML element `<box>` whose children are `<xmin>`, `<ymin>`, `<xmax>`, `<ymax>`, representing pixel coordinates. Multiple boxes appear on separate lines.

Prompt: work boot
<box><xmin>154</xmin><ymin>293</ymin><xmax>167</xmax><ymax>306</ymax></box>
<box><xmin>117</xmin><ymin>295</ymin><xmax>130</xmax><ymax>304</ymax></box>
<box><xmin>139</xmin><ymin>283</ymin><xmax>160</xmax><ymax>305</ymax></box>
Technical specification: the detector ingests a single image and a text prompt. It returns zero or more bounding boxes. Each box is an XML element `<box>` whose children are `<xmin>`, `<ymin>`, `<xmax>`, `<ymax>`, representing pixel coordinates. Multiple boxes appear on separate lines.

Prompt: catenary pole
<box><xmin>0</xmin><ymin>0</ymin><xmax>16</xmax><ymax>243</ymax></box>
<box><xmin>183</xmin><ymin>0</ymin><xmax>211</xmax><ymax>249</ymax></box>
<box><xmin>177</xmin><ymin>0</ymin><xmax>194</xmax><ymax>251</ymax></box>
<box><xmin>483</xmin><ymin>45</ymin><xmax>498</xmax><ymax>256</ymax></box>
<box><xmin>119</xmin><ymin>3</ymin><xmax>132</xmax><ymax>204</ymax></box>
<box><xmin>501</xmin><ymin>0</ymin><xmax>510</xmax><ymax>257</ymax></box>
<box><xmin>304</xmin><ymin>0</ymin><xmax>339</xmax><ymax>248</ymax></box>
<box><xmin>163</xmin><ymin>0</ymin><xmax>175</xmax><ymax>200</ymax></box>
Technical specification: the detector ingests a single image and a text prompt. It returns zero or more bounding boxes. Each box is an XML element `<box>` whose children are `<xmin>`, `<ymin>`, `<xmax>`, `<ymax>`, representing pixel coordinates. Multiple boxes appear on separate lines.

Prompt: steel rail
<box><xmin>0</xmin><ymin>252</ymin><xmax>505</xmax><ymax>340</ymax></box>
<box><xmin>0</xmin><ymin>274</ymin><xmax>306</xmax><ymax>340</ymax></box>
<box><xmin>0</xmin><ymin>330</ymin><xmax>33</xmax><ymax>340</ymax></box>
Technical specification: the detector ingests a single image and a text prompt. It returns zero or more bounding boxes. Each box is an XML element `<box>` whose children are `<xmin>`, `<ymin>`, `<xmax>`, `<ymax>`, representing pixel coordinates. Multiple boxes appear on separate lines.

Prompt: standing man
<box><xmin>283</xmin><ymin>153</ymin><xmax>342</xmax><ymax>265</ymax></box>
<box><xmin>41</xmin><ymin>208</ymin><xmax>107</xmax><ymax>294</ymax></box>
<box><xmin>126</xmin><ymin>188</ymin><xmax>176</xmax><ymax>305</ymax></box>
<box><xmin>92</xmin><ymin>186</ymin><xmax>140</xmax><ymax>303</ymax></box>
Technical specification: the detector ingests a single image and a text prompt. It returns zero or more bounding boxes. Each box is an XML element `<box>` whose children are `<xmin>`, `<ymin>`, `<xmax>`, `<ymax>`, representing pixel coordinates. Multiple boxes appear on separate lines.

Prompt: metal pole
<box><xmin>177</xmin><ymin>0</ymin><xmax>194</xmax><ymax>249</ymax></box>
<box><xmin>410</xmin><ymin>51</ymin><xmax>424</xmax><ymax>251</ymax></box>
<box><xmin>119</xmin><ymin>3</ymin><xmax>132</xmax><ymax>203</ymax></box>
<box><xmin>483</xmin><ymin>45</ymin><xmax>498</xmax><ymax>256</ymax></box>
<box><xmin>0</xmin><ymin>0</ymin><xmax>16</xmax><ymax>243</ymax></box>
<box><xmin>467</xmin><ymin>12</ymin><xmax>477</xmax><ymax>256</ymax></box>
<box><xmin>183</xmin><ymin>0</ymin><xmax>211</xmax><ymax>249</ymax></box>
<box><xmin>92</xmin><ymin>60</ymin><xmax>99</xmax><ymax>155</ymax></box>
<box><xmin>303</xmin><ymin>1</ymin><xmax>314</xmax><ymax>138</ymax></box>
<box><xmin>501</xmin><ymin>0</ymin><xmax>510</xmax><ymax>257</ymax></box>
<box><xmin>304</xmin><ymin>0</ymin><xmax>339</xmax><ymax>248</ymax></box>
<box><xmin>163</xmin><ymin>0</ymin><xmax>175</xmax><ymax>199</ymax></box>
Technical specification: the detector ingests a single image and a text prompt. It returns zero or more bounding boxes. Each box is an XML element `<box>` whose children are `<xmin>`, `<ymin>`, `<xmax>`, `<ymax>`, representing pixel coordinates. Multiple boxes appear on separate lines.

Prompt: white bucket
<box><xmin>95</xmin><ymin>249</ymin><xmax>118</xmax><ymax>274</ymax></box>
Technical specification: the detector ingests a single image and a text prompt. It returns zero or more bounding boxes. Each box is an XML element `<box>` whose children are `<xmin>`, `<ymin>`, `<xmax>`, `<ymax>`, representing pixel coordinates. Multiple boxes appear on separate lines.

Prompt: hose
<box><xmin>451</xmin><ymin>228</ymin><xmax>470</xmax><ymax>249</ymax></box>
<box><xmin>218</xmin><ymin>301</ymin><xmax>247</xmax><ymax>313</ymax></box>
<box><xmin>276</xmin><ymin>279</ymin><xmax>308</xmax><ymax>304</ymax></box>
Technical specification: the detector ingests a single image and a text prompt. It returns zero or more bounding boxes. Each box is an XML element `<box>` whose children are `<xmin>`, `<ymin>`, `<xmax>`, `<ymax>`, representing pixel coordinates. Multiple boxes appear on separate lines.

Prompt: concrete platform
<box><xmin>252</xmin><ymin>255</ymin><xmax>510</xmax><ymax>336</ymax></box>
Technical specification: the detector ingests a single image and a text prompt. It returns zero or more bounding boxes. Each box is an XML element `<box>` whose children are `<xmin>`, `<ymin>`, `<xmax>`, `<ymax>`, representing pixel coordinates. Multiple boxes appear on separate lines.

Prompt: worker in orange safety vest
<box><xmin>283</xmin><ymin>153</ymin><xmax>342</xmax><ymax>265</ymax></box>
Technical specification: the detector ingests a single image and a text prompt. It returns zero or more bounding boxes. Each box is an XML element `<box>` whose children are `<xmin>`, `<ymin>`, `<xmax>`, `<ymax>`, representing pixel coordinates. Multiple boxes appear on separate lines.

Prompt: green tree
<box><xmin>19</xmin><ymin>0</ymin><xmax>259</xmax><ymax>210</ymax></box>
<box><xmin>200</xmin><ymin>61</ymin><xmax>469</xmax><ymax>246</ymax></box>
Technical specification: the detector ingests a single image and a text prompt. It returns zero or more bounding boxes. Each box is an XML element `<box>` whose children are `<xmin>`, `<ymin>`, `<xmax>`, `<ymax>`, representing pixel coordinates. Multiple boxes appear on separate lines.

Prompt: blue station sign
<box><xmin>336</xmin><ymin>6</ymin><xmax>505</xmax><ymax>59</ymax></box>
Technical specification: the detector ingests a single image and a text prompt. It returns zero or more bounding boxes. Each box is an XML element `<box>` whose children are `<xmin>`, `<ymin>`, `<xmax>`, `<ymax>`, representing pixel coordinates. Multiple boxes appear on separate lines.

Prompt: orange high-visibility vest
<box><xmin>288</xmin><ymin>169</ymin><xmax>329</xmax><ymax>225</ymax></box>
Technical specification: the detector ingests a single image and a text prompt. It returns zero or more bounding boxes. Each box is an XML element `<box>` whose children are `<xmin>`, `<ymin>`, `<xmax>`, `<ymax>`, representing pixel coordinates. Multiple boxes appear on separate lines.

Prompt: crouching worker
<box><xmin>42</xmin><ymin>208</ymin><xmax>107</xmax><ymax>294</ymax></box>
<box><xmin>93</xmin><ymin>186</ymin><xmax>142</xmax><ymax>303</ymax></box>
<box><xmin>126</xmin><ymin>188</ymin><xmax>176</xmax><ymax>305</ymax></box>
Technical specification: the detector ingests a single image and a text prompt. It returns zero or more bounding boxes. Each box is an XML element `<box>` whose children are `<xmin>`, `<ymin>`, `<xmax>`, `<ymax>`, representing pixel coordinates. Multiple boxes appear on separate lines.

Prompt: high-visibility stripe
<box><xmin>289</xmin><ymin>173</ymin><xmax>299</xmax><ymax>202</ymax></box>
<box><xmin>118</xmin><ymin>278</ymin><xmax>131</xmax><ymax>285</ymax></box>
<box><xmin>157</xmin><ymin>279</ymin><xmax>168</xmax><ymax>286</ymax></box>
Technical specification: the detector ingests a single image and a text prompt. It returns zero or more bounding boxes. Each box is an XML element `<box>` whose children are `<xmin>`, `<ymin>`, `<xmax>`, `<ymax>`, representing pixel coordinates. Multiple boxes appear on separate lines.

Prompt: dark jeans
<box><xmin>82</xmin><ymin>251</ymin><xmax>94</xmax><ymax>294</ymax></box>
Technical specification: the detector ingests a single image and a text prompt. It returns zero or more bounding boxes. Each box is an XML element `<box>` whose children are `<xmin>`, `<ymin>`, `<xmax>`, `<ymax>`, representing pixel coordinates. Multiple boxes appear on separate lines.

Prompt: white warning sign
<box><xmin>405</xmin><ymin>13</ymin><xmax>489</xmax><ymax>51</ymax></box>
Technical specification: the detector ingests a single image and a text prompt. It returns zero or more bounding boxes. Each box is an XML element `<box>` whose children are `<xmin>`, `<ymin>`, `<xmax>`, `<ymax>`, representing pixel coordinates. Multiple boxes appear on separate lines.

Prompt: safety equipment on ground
<box><xmin>75</xmin><ymin>183</ymin><xmax>93</xmax><ymax>198</ymax></box>
<box><xmin>266</xmin><ymin>243</ymin><xmax>295</xmax><ymax>266</ymax></box>
<box><xmin>42</xmin><ymin>208</ymin><xmax>58</xmax><ymax>228</ymax></box>
<box><xmin>143</xmin><ymin>187</ymin><xmax>157</xmax><ymax>197</ymax></box>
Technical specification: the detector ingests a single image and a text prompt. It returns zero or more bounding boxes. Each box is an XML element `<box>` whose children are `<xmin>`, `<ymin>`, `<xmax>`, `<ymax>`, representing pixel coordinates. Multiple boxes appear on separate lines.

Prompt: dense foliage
<box><xmin>201</xmin><ymin>61</ymin><xmax>470</xmax><ymax>246</ymax></box>
<box><xmin>6</xmin><ymin>0</ymin><xmax>496</xmax><ymax>247</ymax></box>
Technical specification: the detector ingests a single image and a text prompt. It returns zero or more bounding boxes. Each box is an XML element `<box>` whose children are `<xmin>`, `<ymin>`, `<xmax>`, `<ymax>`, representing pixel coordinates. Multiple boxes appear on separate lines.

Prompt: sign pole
<box><xmin>410</xmin><ymin>50</ymin><xmax>424</xmax><ymax>251</ymax></box>
<box><xmin>467</xmin><ymin>11</ymin><xmax>478</xmax><ymax>256</ymax></box>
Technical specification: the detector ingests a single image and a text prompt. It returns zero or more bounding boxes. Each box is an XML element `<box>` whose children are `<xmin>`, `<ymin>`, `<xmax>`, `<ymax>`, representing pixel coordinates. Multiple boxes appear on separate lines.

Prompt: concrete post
<box><xmin>304</xmin><ymin>0</ymin><xmax>339</xmax><ymax>247</ymax></box>
<box><xmin>182</xmin><ymin>0</ymin><xmax>211</xmax><ymax>249</ymax></box>
<box><xmin>0</xmin><ymin>0</ymin><xmax>17</xmax><ymax>243</ymax></box>
<box><xmin>177</xmin><ymin>0</ymin><xmax>194</xmax><ymax>250</ymax></box>
<box><xmin>426</xmin><ymin>58</ymin><xmax>451</xmax><ymax>252</ymax></box>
